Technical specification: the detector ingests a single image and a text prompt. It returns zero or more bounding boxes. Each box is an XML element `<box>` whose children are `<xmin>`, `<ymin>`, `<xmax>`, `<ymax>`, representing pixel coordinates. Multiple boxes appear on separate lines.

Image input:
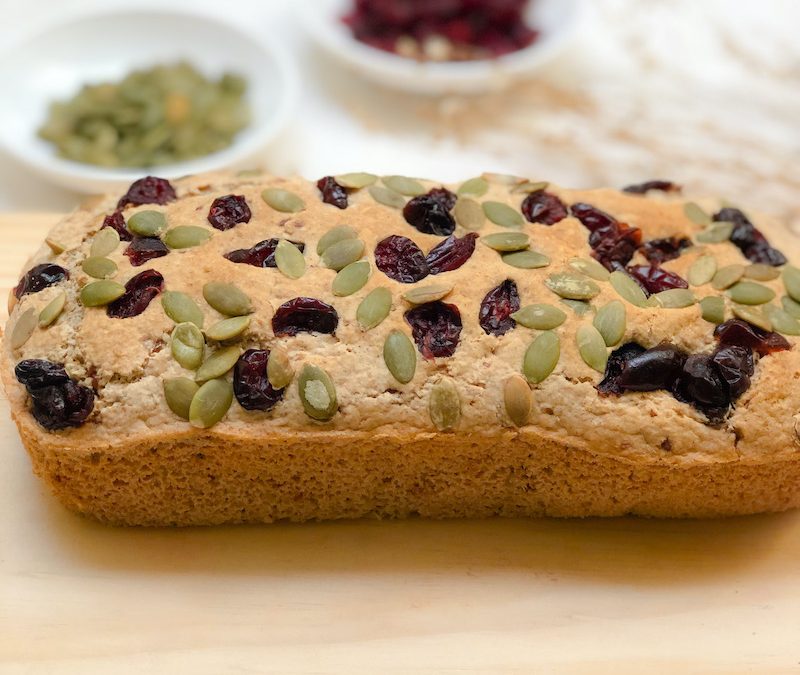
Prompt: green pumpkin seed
<box><xmin>699</xmin><ymin>296</ymin><xmax>726</xmax><ymax>324</ymax></box>
<box><xmin>744</xmin><ymin>264</ymin><xmax>781</xmax><ymax>281</ymax></box>
<box><xmin>357</xmin><ymin>287</ymin><xmax>392</xmax><ymax>330</ymax></box>
<box><xmin>502</xmin><ymin>250</ymin><xmax>550</xmax><ymax>269</ymax></box>
<box><xmin>560</xmin><ymin>299</ymin><xmax>594</xmax><ymax>315</ymax></box>
<box><xmin>782</xmin><ymin>265</ymin><xmax>800</xmax><ymax>302</ymax></box>
<box><xmin>382</xmin><ymin>175</ymin><xmax>426</xmax><ymax>196</ymax></box>
<box><xmin>503</xmin><ymin>374</ymin><xmax>532</xmax><ymax>427</ymax></box>
<box><xmin>368</xmin><ymin>185</ymin><xmax>406</xmax><ymax>209</ymax></box>
<box><xmin>46</xmin><ymin>237</ymin><xmax>66</xmax><ymax>255</ymax></box>
<box><xmin>653</xmin><ymin>288</ymin><xmax>696</xmax><ymax>308</ymax></box>
<box><xmin>195</xmin><ymin>345</ymin><xmax>241</xmax><ymax>382</ymax></box>
<box><xmin>321</xmin><ymin>238</ymin><xmax>365</xmax><ymax>271</ymax></box>
<box><xmin>38</xmin><ymin>291</ymin><xmax>66</xmax><ymax>328</ymax></box>
<box><xmin>261</xmin><ymin>187</ymin><xmax>305</xmax><ymax>213</ymax></box>
<box><xmin>332</xmin><ymin>260</ymin><xmax>370</xmax><ymax>297</ymax></box>
<box><xmin>90</xmin><ymin>227</ymin><xmax>120</xmax><ymax>257</ymax></box>
<box><xmin>163</xmin><ymin>377</ymin><xmax>199</xmax><ymax>420</ymax></box>
<box><xmin>711</xmin><ymin>264</ymin><xmax>745</xmax><ymax>290</ymax></box>
<box><xmin>163</xmin><ymin>226</ymin><xmax>211</xmax><ymax>249</ymax></box>
<box><xmin>127</xmin><ymin>210</ymin><xmax>167</xmax><ymax>236</ymax></box>
<box><xmin>731</xmin><ymin>304</ymin><xmax>772</xmax><ymax>332</ymax></box>
<box><xmin>205</xmin><ymin>315</ymin><xmax>251</xmax><ymax>342</ymax></box>
<box><xmin>511</xmin><ymin>180</ymin><xmax>549</xmax><ymax>194</ymax></box>
<box><xmin>402</xmin><ymin>283</ymin><xmax>453</xmax><ymax>305</ymax></box>
<box><xmin>510</xmin><ymin>303</ymin><xmax>566</xmax><ymax>330</ymax></box>
<box><xmin>298</xmin><ymin>364</ymin><xmax>337</xmax><ymax>421</ymax></box>
<box><xmin>203</xmin><ymin>282</ymin><xmax>253</xmax><ymax>316</ymax></box>
<box><xmin>454</xmin><ymin>198</ymin><xmax>485</xmax><ymax>231</ymax></box>
<box><xmin>80</xmin><ymin>280</ymin><xmax>125</xmax><ymax>307</ymax></box>
<box><xmin>457</xmin><ymin>177</ymin><xmax>489</xmax><ymax>197</ymax></box>
<box><xmin>763</xmin><ymin>305</ymin><xmax>800</xmax><ymax>335</ymax></box>
<box><xmin>316</xmin><ymin>225</ymin><xmax>358</xmax><ymax>255</ymax></box>
<box><xmin>189</xmin><ymin>378</ymin><xmax>233</xmax><ymax>429</ymax></box>
<box><xmin>593</xmin><ymin>300</ymin><xmax>626</xmax><ymax>346</ymax></box>
<box><xmin>696</xmin><ymin>221</ymin><xmax>734</xmax><ymax>243</ymax></box>
<box><xmin>161</xmin><ymin>291</ymin><xmax>204</xmax><ymax>328</ymax></box>
<box><xmin>727</xmin><ymin>281</ymin><xmax>775</xmax><ymax>305</ymax></box>
<box><xmin>684</xmin><ymin>202</ymin><xmax>711</xmax><ymax>226</ymax></box>
<box><xmin>545</xmin><ymin>273</ymin><xmax>600</xmax><ymax>300</ymax></box>
<box><xmin>10</xmin><ymin>307</ymin><xmax>37</xmax><ymax>349</ymax></box>
<box><xmin>171</xmin><ymin>322</ymin><xmax>205</xmax><ymax>370</ymax></box>
<box><xmin>781</xmin><ymin>295</ymin><xmax>800</xmax><ymax>319</ymax></box>
<box><xmin>267</xmin><ymin>346</ymin><xmax>294</xmax><ymax>389</ymax></box>
<box><xmin>568</xmin><ymin>257</ymin><xmax>610</xmax><ymax>281</ymax></box>
<box><xmin>429</xmin><ymin>377</ymin><xmax>461</xmax><ymax>431</ymax></box>
<box><xmin>523</xmin><ymin>331</ymin><xmax>560</xmax><ymax>383</ymax></box>
<box><xmin>334</xmin><ymin>172</ymin><xmax>377</xmax><ymax>189</ymax></box>
<box><xmin>687</xmin><ymin>254</ymin><xmax>717</xmax><ymax>286</ymax></box>
<box><xmin>383</xmin><ymin>330</ymin><xmax>417</xmax><ymax>384</ymax></box>
<box><xmin>275</xmin><ymin>239</ymin><xmax>306</xmax><ymax>279</ymax></box>
<box><xmin>576</xmin><ymin>324</ymin><xmax>608</xmax><ymax>373</ymax></box>
<box><xmin>482</xmin><ymin>231</ymin><xmax>529</xmax><ymax>252</ymax></box>
<box><xmin>81</xmin><ymin>256</ymin><xmax>117</xmax><ymax>279</ymax></box>
<box><xmin>609</xmin><ymin>271</ymin><xmax>647</xmax><ymax>307</ymax></box>
<box><xmin>482</xmin><ymin>201</ymin><xmax>523</xmax><ymax>229</ymax></box>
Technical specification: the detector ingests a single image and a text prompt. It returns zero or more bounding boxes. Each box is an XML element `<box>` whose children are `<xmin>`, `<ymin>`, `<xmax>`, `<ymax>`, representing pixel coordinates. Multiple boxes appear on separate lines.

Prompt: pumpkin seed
<box><xmin>45</xmin><ymin>237</ymin><xmax>66</xmax><ymax>255</ymax></box>
<box><xmin>593</xmin><ymin>300</ymin><xmax>626</xmax><ymax>346</ymax></box>
<box><xmin>502</xmin><ymin>250</ymin><xmax>550</xmax><ymax>269</ymax></box>
<box><xmin>368</xmin><ymin>185</ymin><xmax>406</xmax><ymax>209</ymax></box>
<box><xmin>483</xmin><ymin>201</ymin><xmax>523</xmax><ymax>228</ymax></box>
<box><xmin>545</xmin><ymin>273</ymin><xmax>600</xmax><ymax>300</ymax></box>
<box><xmin>261</xmin><ymin>187</ymin><xmax>305</xmax><ymax>213</ymax></box>
<box><xmin>503</xmin><ymin>374</ymin><xmax>532</xmax><ymax>427</ymax></box>
<box><xmin>731</xmin><ymin>304</ymin><xmax>772</xmax><ymax>332</ymax></box>
<box><xmin>10</xmin><ymin>307</ymin><xmax>37</xmax><ymax>349</ymax></box>
<box><xmin>696</xmin><ymin>221</ymin><xmax>734</xmax><ymax>243</ymax></box>
<box><xmin>382</xmin><ymin>175</ymin><xmax>426</xmax><ymax>196</ymax></box>
<box><xmin>161</xmin><ymin>291</ymin><xmax>204</xmax><ymax>328</ymax></box>
<box><xmin>332</xmin><ymin>260</ymin><xmax>370</xmax><ymax>297</ymax></box>
<box><xmin>316</xmin><ymin>225</ymin><xmax>358</xmax><ymax>255</ymax></box>
<box><xmin>205</xmin><ymin>315</ymin><xmax>251</xmax><ymax>342</ymax></box>
<box><xmin>275</xmin><ymin>238</ymin><xmax>306</xmax><ymax>279</ymax></box>
<box><xmin>653</xmin><ymin>288</ymin><xmax>696</xmax><ymax>308</ymax></box>
<box><xmin>90</xmin><ymin>227</ymin><xmax>120</xmax><ymax>257</ymax></box>
<box><xmin>482</xmin><ymin>172</ymin><xmax>523</xmax><ymax>185</ymax></box>
<box><xmin>560</xmin><ymin>299</ymin><xmax>594</xmax><ymax>316</ymax></box>
<box><xmin>195</xmin><ymin>345</ymin><xmax>240</xmax><ymax>382</ymax></box>
<box><xmin>321</xmin><ymin>238</ymin><xmax>365</xmax><ymax>271</ymax></box>
<box><xmin>511</xmin><ymin>180</ymin><xmax>549</xmax><ymax>194</ymax></box>
<box><xmin>454</xmin><ymin>198</ymin><xmax>485</xmax><ymax>231</ymax></box>
<box><xmin>457</xmin><ymin>177</ymin><xmax>489</xmax><ymax>197</ymax></box>
<box><xmin>429</xmin><ymin>377</ymin><xmax>461</xmax><ymax>431</ymax></box>
<box><xmin>38</xmin><ymin>291</ymin><xmax>66</xmax><ymax>328</ymax></box>
<box><xmin>781</xmin><ymin>295</ymin><xmax>800</xmax><ymax>319</ymax></box>
<box><xmin>171</xmin><ymin>322</ymin><xmax>205</xmax><ymax>370</ymax></box>
<box><xmin>744</xmin><ymin>264</ymin><xmax>781</xmax><ymax>281</ymax></box>
<box><xmin>576</xmin><ymin>324</ymin><xmax>608</xmax><ymax>373</ymax></box>
<box><xmin>334</xmin><ymin>172</ymin><xmax>377</xmax><ymax>189</ymax></box>
<box><xmin>81</xmin><ymin>256</ymin><xmax>117</xmax><ymax>279</ymax></box>
<box><xmin>609</xmin><ymin>271</ymin><xmax>647</xmax><ymax>307</ymax></box>
<box><xmin>127</xmin><ymin>210</ymin><xmax>166</xmax><ymax>236</ymax></box>
<box><xmin>568</xmin><ymin>257</ymin><xmax>610</xmax><ymax>281</ymax></box>
<box><xmin>712</xmin><ymin>264</ymin><xmax>745</xmax><ymax>290</ymax></box>
<box><xmin>684</xmin><ymin>202</ymin><xmax>711</xmax><ymax>226</ymax></box>
<box><xmin>189</xmin><ymin>378</ymin><xmax>233</xmax><ymax>429</ymax></box>
<box><xmin>687</xmin><ymin>254</ymin><xmax>717</xmax><ymax>286</ymax></box>
<box><xmin>482</xmin><ymin>231</ymin><xmax>529</xmax><ymax>252</ymax></box>
<box><xmin>80</xmin><ymin>280</ymin><xmax>125</xmax><ymax>307</ymax></box>
<box><xmin>298</xmin><ymin>364</ymin><xmax>337</xmax><ymax>421</ymax></box>
<box><xmin>402</xmin><ymin>283</ymin><xmax>453</xmax><ymax>305</ymax></box>
<box><xmin>727</xmin><ymin>281</ymin><xmax>775</xmax><ymax>305</ymax></box>
<box><xmin>163</xmin><ymin>377</ymin><xmax>199</xmax><ymax>420</ymax></box>
<box><xmin>267</xmin><ymin>346</ymin><xmax>294</xmax><ymax>389</ymax></box>
<box><xmin>523</xmin><ymin>331</ymin><xmax>560</xmax><ymax>383</ymax></box>
<box><xmin>699</xmin><ymin>296</ymin><xmax>726</xmax><ymax>324</ymax></box>
<box><xmin>163</xmin><ymin>226</ymin><xmax>211</xmax><ymax>249</ymax></box>
<box><xmin>510</xmin><ymin>303</ymin><xmax>567</xmax><ymax>330</ymax></box>
<box><xmin>202</xmin><ymin>282</ymin><xmax>252</xmax><ymax>316</ymax></box>
<box><xmin>357</xmin><ymin>287</ymin><xmax>392</xmax><ymax>330</ymax></box>
<box><xmin>782</xmin><ymin>265</ymin><xmax>800</xmax><ymax>302</ymax></box>
<box><xmin>763</xmin><ymin>305</ymin><xmax>800</xmax><ymax>335</ymax></box>
<box><xmin>383</xmin><ymin>330</ymin><xmax>417</xmax><ymax>384</ymax></box>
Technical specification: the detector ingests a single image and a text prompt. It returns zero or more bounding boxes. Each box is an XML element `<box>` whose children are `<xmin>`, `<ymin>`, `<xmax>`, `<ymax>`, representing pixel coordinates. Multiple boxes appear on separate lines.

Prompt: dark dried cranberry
<box><xmin>521</xmin><ymin>190</ymin><xmax>567</xmax><ymax>225</ymax></box>
<box><xmin>571</xmin><ymin>202</ymin><xmax>642</xmax><ymax>271</ymax></box>
<box><xmin>713</xmin><ymin>207</ymin><xmax>786</xmax><ymax>266</ymax></box>
<box><xmin>375</xmin><ymin>235</ymin><xmax>429</xmax><ymax>283</ymax></box>
<box><xmin>597</xmin><ymin>342</ymin><xmax>647</xmax><ymax>395</ymax></box>
<box><xmin>712</xmin><ymin>345</ymin><xmax>753</xmax><ymax>401</ymax></box>
<box><xmin>14</xmin><ymin>263</ymin><xmax>69</xmax><ymax>299</ymax></box>
<box><xmin>316</xmin><ymin>176</ymin><xmax>348</xmax><ymax>209</ymax></box>
<box><xmin>615</xmin><ymin>343</ymin><xmax>688</xmax><ymax>391</ymax></box>
<box><xmin>570</xmin><ymin>202</ymin><xmax>619</xmax><ymax>233</ymax></box>
<box><xmin>15</xmin><ymin>359</ymin><xmax>93</xmax><ymax>431</ymax></box>
<box><xmin>425</xmin><ymin>233</ymin><xmax>478</xmax><ymax>274</ymax></box>
<box><xmin>405</xmin><ymin>301</ymin><xmax>462</xmax><ymax>359</ymax></box>
<box><xmin>207</xmin><ymin>195</ymin><xmax>251</xmax><ymax>230</ymax></box>
<box><xmin>224</xmin><ymin>239</ymin><xmax>305</xmax><ymax>268</ymax></box>
<box><xmin>479</xmin><ymin>279</ymin><xmax>520</xmax><ymax>336</ymax></box>
<box><xmin>233</xmin><ymin>349</ymin><xmax>284</xmax><ymax>411</ymax></box>
<box><xmin>673</xmin><ymin>354</ymin><xmax>730</xmax><ymax>420</ymax></box>
<box><xmin>403</xmin><ymin>189</ymin><xmax>456</xmax><ymax>236</ymax></box>
<box><xmin>117</xmin><ymin>176</ymin><xmax>176</xmax><ymax>209</ymax></box>
<box><xmin>626</xmin><ymin>265</ymin><xmax>688</xmax><ymax>295</ymax></box>
<box><xmin>124</xmin><ymin>237</ymin><xmax>169</xmax><ymax>267</ymax></box>
<box><xmin>15</xmin><ymin>359</ymin><xmax>69</xmax><ymax>389</ymax></box>
<box><xmin>714</xmin><ymin>319</ymin><xmax>790</xmax><ymax>356</ymax></box>
<box><xmin>639</xmin><ymin>237</ymin><xmax>691</xmax><ymax>264</ymax></box>
<box><xmin>622</xmin><ymin>180</ymin><xmax>681</xmax><ymax>195</ymax></box>
<box><xmin>101</xmin><ymin>211</ymin><xmax>132</xmax><ymax>241</ymax></box>
<box><xmin>272</xmin><ymin>297</ymin><xmax>338</xmax><ymax>336</ymax></box>
<box><xmin>107</xmin><ymin>269</ymin><xmax>164</xmax><ymax>319</ymax></box>
<box><xmin>427</xmin><ymin>187</ymin><xmax>457</xmax><ymax>211</ymax></box>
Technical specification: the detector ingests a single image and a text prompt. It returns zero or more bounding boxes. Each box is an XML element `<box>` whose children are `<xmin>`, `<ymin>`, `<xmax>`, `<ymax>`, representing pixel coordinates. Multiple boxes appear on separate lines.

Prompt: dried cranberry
<box><xmin>101</xmin><ymin>211</ymin><xmax>132</xmax><ymax>242</ymax></box>
<box><xmin>571</xmin><ymin>202</ymin><xmax>642</xmax><ymax>271</ymax></box>
<box><xmin>570</xmin><ymin>202</ymin><xmax>619</xmax><ymax>233</ymax></box>
<box><xmin>15</xmin><ymin>359</ymin><xmax>93</xmax><ymax>431</ymax></box>
<box><xmin>521</xmin><ymin>190</ymin><xmax>567</xmax><ymax>225</ymax></box>
<box><xmin>427</xmin><ymin>187</ymin><xmax>457</xmax><ymax>211</ymax></box>
<box><xmin>479</xmin><ymin>279</ymin><xmax>520</xmax><ymax>336</ymax></box>
<box><xmin>639</xmin><ymin>237</ymin><xmax>691</xmax><ymax>264</ymax></box>
<box><xmin>14</xmin><ymin>263</ymin><xmax>68</xmax><ymax>299</ymax></box>
<box><xmin>224</xmin><ymin>239</ymin><xmax>305</xmax><ymax>268</ymax></box>
<box><xmin>117</xmin><ymin>176</ymin><xmax>176</xmax><ymax>209</ymax></box>
<box><xmin>124</xmin><ymin>237</ymin><xmax>169</xmax><ymax>267</ymax></box>
<box><xmin>713</xmin><ymin>207</ymin><xmax>786</xmax><ymax>266</ymax></box>
<box><xmin>107</xmin><ymin>269</ymin><xmax>164</xmax><ymax>319</ymax></box>
<box><xmin>375</xmin><ymin>235</ymin><xmax>429</xmax><ymax>283</ymax></box>
<box><xmin>714</xmin><ymin>319</ymin><xmax>790</xmax><ymax>356</ymax></box>
<box><xmin>425</xmin><ymin>233</ymin><xmax>478</xmax><ymax>275</ymax></box>
<box><xmin>316</xmin><ymin>176</ymin><xmax>348</xmax><ymax>209</ymax></box>
<box><xmin>615</xmin><ymin>343</ymin><xmax>688</xmax><ymax>391</ymax></box>
<box><xmin>712</xmin><ymin>345</ymin><xmax>753</xmax><ymax>401</ymax></box>
<box><xmin>405</xmin><ymin>301</ymin><xmax>462</xmax><ymax>359</ymax></box>
<box><xmin>403</xmin><ymin>188</ymin><xmax>456</xmax><ymax>236</ymax></box>
<box><xmin>626</xmin><ymin>265</ymin><xmax>688</xmax><ymax>295</ymax></box>
<box><xmin>622</xmin><ymin>180</ymin><xmax>681</xmax><ymax>195</ymax></box>
<box><xmin>207</xmin><ymin>195</ymin><xmax>251</xmax><ymax>230</ymax></box>
<box><xmin>15</xmin><ymin>359</ymin><xmax>69</xmax><ymax>389</ymax></box>
<box><xmin>672</xmin><ymin>353</ymin><xmax>730</xmax><ymax>418</ymax></box>
<box><xmin>597</xmin><ymin>343</ymin><xmax>647</xmax><ymax>395</ymax></box>
<box><xmin>233</xmin><ymin>349</ymin><xmax>284</xmax><ymax>411</ymax></box>
<box><xmin>272</xmin><ymin>297</ymin><xmax>338</xmax><ymax>336</ymax></box>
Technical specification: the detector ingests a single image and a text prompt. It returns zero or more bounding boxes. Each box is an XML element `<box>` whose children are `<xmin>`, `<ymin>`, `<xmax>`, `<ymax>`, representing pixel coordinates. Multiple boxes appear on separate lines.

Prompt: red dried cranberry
<box><xmin>672</xmin><ymin>353</ymin><xmax>730</xmax><ymax>421</ymax></box>
<box><xmin>117</xmin><ymin>176</ymin><xmax>176</xmax><ymax>209</ymax></box>
<box><xmin>224</xmin><ymin>239</ymin><xmax>305</xmax><ymax>268</ymax></box>
<box><xmin>571</xmin><ymin>202</ymin><xmax>642</xmax><ymax>271</ymax></box>
<box><xmin>425</xmin><ymin>233</ymin><xmax>478</xmax><ymax>274</ymax></box>
<box><xmin>124</xmin><ymin>237</ymin><xmax>169</xmax><ymax>267</ymax></box>
<box><xmin>626</xmin><ymin>265</ymin><xmax>688</xmax><ymax>295</ymax></box>
<box><xmin>15</xmin><ymin>359</ymin><xmax>69</xmax><ymax>389</ymax></box>
<box><xmin>405</xmin><ymin>301</ymin><xmax>462</xmax><ymax>359</ymax></box>
<box><xmin>107</xmin><ymin>269</ymin><xmax>164</xmax><ymax>319</ymax></box>
<box><xmin>479</xmin><ymin>279</ymin><xmax>520</xmax><ymax>336</ymax></box>
<box><xmin>712</xmin><ymin>345</ymin><xmax>753</xmax><ymax>401</ymax></box>
<box><xmin>713</xmin><ymin>207</ymin><xmax>786</xmax><ymax>266</ymax></box>
<box><xmin>272</xmin><ymin>297</ymin><xmax>338</xmax><ymax>336</ymax></box>
<box><xmin>714</xmin><ymin>319</ymin><xmax>790</xmax><ymax>356</ymax></box>
<box><xmin>316</xmin><ymin>176</ymin><xmax>348</xmax><ymax>209</ymax></box>
<box><xmin>101</xmin><ymin>211</ymin><xmax>132</xmax><ymax>241</ymax></box>
<box><xmin>639</xmin><ymin>237</ymin><xmax>691</xmax><ymax>264</ymax></box>
<box><xmin>615</xmin><ymin>343</ymin><xmax>688</xmax><ymax>391</ymax></box>
<box><xmin>521</xmin><ymin>190</ymin><xmax>567</xmax><ymax>225</ymax></box>
<box><xmin>233</xmin><ymin>349</ymin><xmax>284</xmax><ymax>411</ymax></box>
<box><xmin>622</xmin><ymin>180</ymin><xmax>681</xmax><ymax>195</ymax></box>
<box><xmin>570</xmin><ymin>202</ymin><xmax>619</xmax><ymax>233</ymax></box>
<box><xmin>375</xmin><ymin>235</ymin><xmax>430</xmax><ymax>283</ymax></box>
<box><xmin>403</xmin><ymin>189</ymin><xmax>456</xmax><ymax>236</ymax></box>
<box><xmin>207</xmin><ymin>195</ymin><xmax>251</xmax><ymax>230</ymax></box>
<box><xmin>597</xmin><ymin>343</ymin><xmax>647</xmax><ymax>395</ymax></box>
<box><xmin>14</xmin><ymin>263</ymin><xmax>69</xmax><ymax>299</ymax></box>
<box><xmin>15</xmin><ymin>359</ymin><xmax>93</xmax><ymax>430</ymax></box>
<box><xmin>427</xmin><ymin>187</ymin><xmax>457</xmax><ymax>211</ymax></box>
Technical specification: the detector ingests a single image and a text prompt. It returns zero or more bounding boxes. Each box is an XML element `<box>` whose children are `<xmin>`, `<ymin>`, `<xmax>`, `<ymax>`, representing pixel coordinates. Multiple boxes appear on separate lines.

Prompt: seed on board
<box><xmin>334</xmin><ymin>172</ymin><xmax>377</xmax><ymax>189</ymax></box>
<box><xmin>38</xmin><ymin>291</ymin><xmax>66</xmax><ymax>328</ymax></box>
<box><xmin>482</xmin><ymin>201</ymin><xmax>524</xmax><ymax>228</ymax></box>
<box><xmin>457</xmin><ymin>177</ymin><xmax>489</xmax><ymax>198</ymax></box>
<box><xmin>687</xmin><ymin>254</ymin><xmax>717</xmax><ymax>286</ymax></box>
<box><xmin>699</xmin><ymin>296</ymin><xmax>726</xmax><ymax>324</ymax></box>
<box><xmin>683</xmin><ymin>202</ymin><xmax>711</xmax><ymax>226</ymax></box>
<box><xmin>81</xmin><ymin>256</ymin><xmax>117</xmax><ymax>279</ymax></box>
<box><xmin>195</xmin><ymin>345</ymin><xmax>241</xmax><ymax>382</ymax></box>
<box><xmin>510</xmin><ymin>303</ymin><xmax>567</xmax><ymax>330</ymax></box>
<box><xmin>321</xmin><ymin>238</ymin><xmax>365</xmax><ymax>271</ymax></box>
<box><xmin>568</xmin><ymin>257</ymin><xmax>610</xmax><ymax>281</ymax></box>
<box><xmin>560</xmin><ymin>299</ymin><xmax>594</xmax><ymax>316</ymax></box>
<box><xmin>317</xmin><ymin>224</ymin><xmax>358</xmax><ymax>255</ymax></box>
<box><xmin>163</xmin><ymin>377</ymin><xmax>199</xmax><ymax>420</ymax></box>
<box><xmin>298</xmin><ymin>364</ymin><xmax>338</xmax><ymax>421</ymax></box>
<box><xmin>127</xmin><ymin>210</ymin><xmax>167</xmax><ymax>237</ymax></box>
<box><xmin>368</xmin><ymin>185</ymin><xmax>406</xmax><ymax>209</ymax></box>
<box><xmin>46</xmin><ymin>237</ymin><xmax>66</xmax><ymax>255</ymax></box>
<box><xmin>781</xmin><ymin>295</ymin><xmax>800</xmax><ymax>319</ymax></box>
<box><xmin>711</xmin><ymin>264</ymin><xmax>745</xmax><ymax>290</ymax></box>
<box><xmin>782</xmin><ymin>265</ymin><xmax>800</xmax><ymax>302</ymax></box>
<box><xmin>171</xmin><ymin>322</ymin><xmax>205</xmax><ymax>370</ymax></box>
<box><xmin>696</xmin><ymin>221</ymin><xmax>734</xmax><ymax>243</ymax></box>
<box><xmin>726</xmin><ymin>281</ymin><xmax>775</xmax><ymax>305</ymax></box>
<box><xmin>383</xmin><ymin>329</ymin><xmax>417</xmax><ymax>384</ymax></box>
<box><xmin>80</xmin><ymin>280</ymin><xmax>125</xmax><ymax>307</ymax></box>
<box><xmin>502</xmin><ymin>250</ymin><xmax>550</xmax><ymax>269</ymax></box>
<box><xmin>161</xmin><ymin>291</ymin><xmax>204</xmax><ymax>328</ymax></box>
<box><xmin>90</xmin><ymin>227</ymin><xmax>120</xmax><ymax>257</ymax></box>
<box><xmin>731</xmin><ymin>304</ymin><xmax>772</xmax><ymax>332</ymax></box>
<box><xmin>593</xmin><ymin>300</ymin><xmax>626</xmax><ymax>346</ymax></box>
<box><xmin>357</xmin><ymin>287</ymin><xmax>392</xmax><ymax>330</ymax></box>
<box><xmin>511</xmin><ymin>180</ymin><xmax>549</xmax><ymax>194</ymax></box>
<box><xmin>163</xmin><ymin>226</ymin><xmax>212</xmax><ymax>249</ymax></box>
<box><xmin>332</xmin><ymin>260</ymin><xmax>371</xmax><ymax>297</ymax></box>
<box><xmin>576</xmin><ymin>324</ymin><xmax>608</xmax><ymax>372</ymax></box>
<box><xmin>503</xmin><ymin>374</ymin><xmax>532</xmax><ymax>427</ymax></box>
<box><xmin>382</xmin><ymin>175</ymin><xmax>426</xmax><ymax>196</ymax></box>
<box><xmin>763</xmin><ymin>305</ymin><xmax>800</xmax><ymax>336</ymax></box>
<box><xmin>454</xmin><ymin>198</ymin><xmax>486</xmax><ymax>231</ymax></box>
<box><xmin>261</xmin><ymin>187</ymin><xmax>305</xmax><ymax>213</ymax></box>
<box><xmin>482</xmin><ymin>232</ymin><xmax>529</xmax><ymax>252</ymax></box>
<box><xmin>545</xmin><ymin>273</ymin><xmax>600</xmax><ymax>300</ymax></box>
<box><xmin>189</xmin><ymin>378</ymin><xmax>233</xmax><ymax>429</ymax></box>
<box><xmin>653</xmin><ymin>288</ymin><xmax>696</xmax><ymax>308</ymax></box>
<box><xmin>523</xmin><ymin>331</ymin><xmax>560</xmax><ymax>384</ymax></box>
<box><xmin>609</xmin><ymin>271</ymin><xmax>647</xmax><ymax>307</ymax></box>
<box><xmin>202</xmin><ymin>281</ymin><xmax>253</xmax><ymax>316</ymax></box>
<box><xmin>10</xmin><ymin>307</ymin><xmax>37</xmax><ymax>349</ymax></box>
<box><xmin>429</xmin><ymin>377</ymin><xmax>461</xmax><ymax>431</ymax></box>
<box><xmin>744</xmin><ymin>264</ymin><xmax>781</xmax><ymax>282</ymax></box>
<box><xmin>402</xmin><ymin>283</ymin><xmax>453</xmax><ymax>305</ymax></box>
<box><xmin>205</xmin><ymin>315</ymin><xmax>251</xmax><ymax>342</ymax></box>
<box><xmin>275</xmin><ymin>238</ymin><xmax>307</xmax><ymax>279</ymax></box>
<box><xmin>267</xmin><ymin>346</ymin><xmax>294</xmax><ymax>389</ymax></box>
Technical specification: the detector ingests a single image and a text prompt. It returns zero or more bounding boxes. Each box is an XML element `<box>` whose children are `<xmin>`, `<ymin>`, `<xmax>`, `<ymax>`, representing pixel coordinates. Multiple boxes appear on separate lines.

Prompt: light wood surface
<box><xmin>1</xmin><ymin>213</ymin><xmax>799</xmax><ymax>674</ymax></box>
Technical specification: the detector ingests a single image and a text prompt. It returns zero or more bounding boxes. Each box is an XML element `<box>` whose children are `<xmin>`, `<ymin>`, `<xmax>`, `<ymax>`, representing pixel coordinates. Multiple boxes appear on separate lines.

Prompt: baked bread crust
<box><xmin>3</xmin><ymin>172</ymin><xmax>799</xmax><ymax>524</ymax></box>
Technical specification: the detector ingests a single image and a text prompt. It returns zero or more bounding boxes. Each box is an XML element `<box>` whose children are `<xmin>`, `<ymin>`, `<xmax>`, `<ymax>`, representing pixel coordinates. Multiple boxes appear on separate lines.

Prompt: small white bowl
<box><xmin>0</xmin><ymin>8</ymin><xmax>297</xmax><ymax>194</ymax></box>
<box><xmin>296</xmin><ymin>0</ymin><xmax>584</xmax><ymax>95</ymax></box>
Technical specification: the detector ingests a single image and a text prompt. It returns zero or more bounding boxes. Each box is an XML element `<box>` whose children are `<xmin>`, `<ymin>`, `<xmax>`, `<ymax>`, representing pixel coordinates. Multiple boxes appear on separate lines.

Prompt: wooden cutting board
<box><xmin>1</xmin><ymin>213</ymin><xmax>799</xmax><ymax>674</ymax></box>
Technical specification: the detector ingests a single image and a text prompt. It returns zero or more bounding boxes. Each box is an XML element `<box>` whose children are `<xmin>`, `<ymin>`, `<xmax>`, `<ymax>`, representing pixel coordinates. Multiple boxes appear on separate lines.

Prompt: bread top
<box><xmin>3</xmin><ymin>171</ymin><xmax>800</xmax><ymax>465</ymax></box>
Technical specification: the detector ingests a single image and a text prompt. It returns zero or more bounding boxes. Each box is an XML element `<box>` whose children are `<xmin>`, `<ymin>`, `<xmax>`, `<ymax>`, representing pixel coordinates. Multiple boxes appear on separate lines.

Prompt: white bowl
<box><xmin>296</xmin><ymin>0</ymin><xmax>584</xmax><ymax>95</ymax></box>
<box><xmin>0</xmin><ymin>8</ymin><xmax>297</xmax><ymax>194</ymax></box>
